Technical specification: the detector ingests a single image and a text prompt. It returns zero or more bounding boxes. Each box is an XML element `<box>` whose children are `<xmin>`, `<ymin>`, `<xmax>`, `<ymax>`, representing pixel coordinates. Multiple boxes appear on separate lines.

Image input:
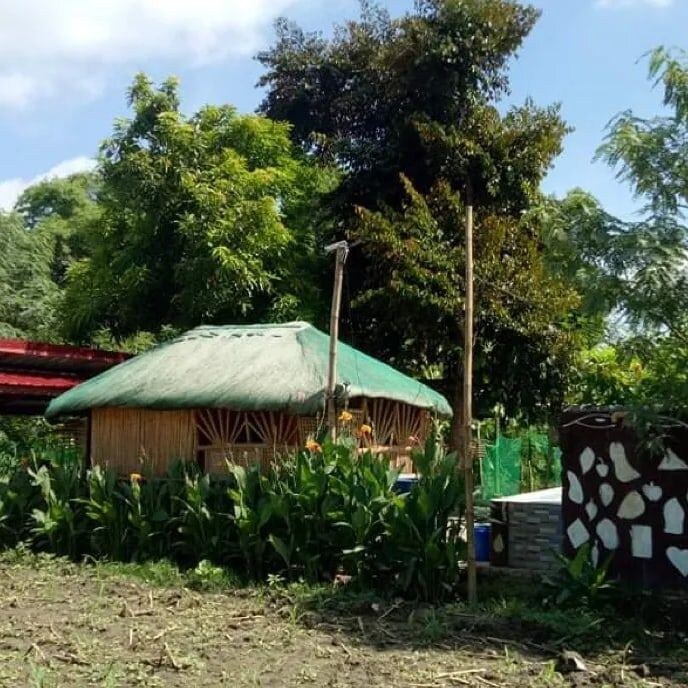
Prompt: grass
<box><xmin>0</xmin><ymin>548</ymin><xmax>686</xmax><ymax>687</ymax></box>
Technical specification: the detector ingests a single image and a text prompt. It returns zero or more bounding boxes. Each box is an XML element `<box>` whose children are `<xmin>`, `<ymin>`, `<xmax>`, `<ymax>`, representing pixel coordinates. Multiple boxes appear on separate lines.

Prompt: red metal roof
<box><xmin>0</xmin><ymin>371</ymin><xmax>78</xmax><ymax>393</ymax></box>
<box><xmin>0</xmin><ymin>339</ymin><xmax>130</xmax><ymax>415</ymax></box>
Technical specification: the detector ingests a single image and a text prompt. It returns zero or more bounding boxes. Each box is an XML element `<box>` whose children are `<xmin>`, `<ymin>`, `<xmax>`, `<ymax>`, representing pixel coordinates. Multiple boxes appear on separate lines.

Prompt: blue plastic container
<box><xmin>474</xmin><ymin>522</ymin><xmax>491</xmax><ymax>563</ymax></box>
<box><xmin>393</xmin><ymin>474</ymin><xmax>418</xmax><ymax>494</ymax></box>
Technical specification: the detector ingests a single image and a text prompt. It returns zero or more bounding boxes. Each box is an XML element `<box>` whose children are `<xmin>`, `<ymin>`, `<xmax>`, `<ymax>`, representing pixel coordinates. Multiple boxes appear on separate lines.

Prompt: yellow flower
<box><xmin>305</xmin><ymin>439</ymin><xmax>322</xmax><ymax>453</ymax></box>
<box><xmin>130</xmin><ymin>472</ymin><xmax>143</xmax><ymax>484</ymax></box>
<box><xmin>359</xmin><ymin>424</ymin><xmax>372</xmax><ymax>436</ymax></box>
<box><xmin>339</xmin><ymin>410</ymin><xmax>353</xmax><ymax>423</ymax></box>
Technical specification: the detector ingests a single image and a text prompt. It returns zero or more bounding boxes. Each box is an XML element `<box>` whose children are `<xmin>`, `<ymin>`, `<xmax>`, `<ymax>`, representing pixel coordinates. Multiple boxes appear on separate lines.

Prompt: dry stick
<box><xmin>52</xmin><ymin>652</ymin><xmax>90</xmax><ymax>666</ymax></box>
<box><xmin>378</xmin><ymin>600</ymin><xmax>403</xmax><ymax>620</ymax></box>
<box><xmin>475</xmin><ymin>676</ymin><xmax>502</xmax><ymax>688</ymax></box>
<box><xmin>163</xmin><ymin>642</ymin><xmax>183</xmax><ymax>671</ymax></box>
<box><xmin>436</xmin><ymin>669</ymin><xmax>486</xmax><ymax>678</ymax></box>
<box><xmin>26</xmin><ymin>643</ymin><xmax>46</xmax><ymax>661</ymax></box>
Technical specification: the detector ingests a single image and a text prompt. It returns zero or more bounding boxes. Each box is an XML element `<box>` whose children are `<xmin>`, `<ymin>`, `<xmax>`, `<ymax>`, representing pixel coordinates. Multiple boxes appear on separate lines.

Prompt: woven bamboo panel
<box><xmin>297</xmin><ymin>416</ymin><xmax>322</xmax><ymax>445</ymax></box>
<box><xmin>90</xmin><ymin>408</ymin><xmax>196</xmax><ymax>476</ymax></box>
<box><xmin>52</xmin><ymin>418</ymin><xmax>88</xmax><ymax>458</ymax></box>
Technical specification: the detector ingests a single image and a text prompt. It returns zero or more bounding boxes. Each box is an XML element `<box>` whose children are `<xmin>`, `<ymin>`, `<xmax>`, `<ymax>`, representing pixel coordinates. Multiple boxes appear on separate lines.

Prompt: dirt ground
<box><xmin>0</xmin><ymin>554</ymin><xmax>685</xmax><ymax>688</ymax></box>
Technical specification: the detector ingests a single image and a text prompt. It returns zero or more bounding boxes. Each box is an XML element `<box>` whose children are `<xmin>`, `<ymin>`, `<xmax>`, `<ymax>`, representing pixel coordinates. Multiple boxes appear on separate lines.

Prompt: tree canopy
<box><xmin>545</xmin><ymin>48</ymin><xmax>688</xmax><ymax>414</ymax></box>
<box><xmin>259</xmin><ymin>0</ymin><xmax>577</xmax><ymax>426</ymax></box>
<box><xmin>62</xmin><ymin>74</ymin><xmax>334</xmax><ymax>341</ymax></box>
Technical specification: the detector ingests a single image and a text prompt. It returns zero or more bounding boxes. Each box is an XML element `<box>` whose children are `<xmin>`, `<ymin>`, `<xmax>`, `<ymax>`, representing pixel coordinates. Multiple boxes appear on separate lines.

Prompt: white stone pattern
<box><xmin>610</xmin><ymin>442</ymin><xmax>640</xmax><ymax>483</ymax></box>
<box><xmin>567</xmin><ymin>519</ymin><xmax>590</xmax><ymax>549</ymax></box>
<box><xmin>663</xmin><ymin>498</ymin><xmax>684</xmax><ymax>535</ymax></box>
<box><xmin>595</xmin><ymin>458</ymin><xmax>609</xmax><ymax>478</ymax></box>
<box><xmin>567</xmin><ymin>470</ymin><xmax>584</xmax><ymax>505</ymax></box>
<box><xmin>667</xmin><ymin>547</ymin><xmax>688</xmax><ymax>577</ymax></box>
<box><xmin>617</xmin><ymin>491</ymin><xmax>645</xmax><ymax>520</ymax></box>
<box><xmin>642</xmin><ymin>482</ymin><xmax>662</xmax><ymax>502</ymax></box>
<box><xmin>579</xmin><ymin>447</ymin><xmax>595</xmax><ymax>474</ymax></box>
<box><xmin>585</xmin><ymin>500</ymin><xmax>598</xmax><ymax>521</ymax></box>
<box><xmin>596</xmin><ymin>518</ymin><xmax>619</xmax><ymax>550</ymax></box>
<box><xmin>568</xmin><ymin>442</ymin><xmax>688</xmax><ymax>572</ymax></box>
<box><xmin>658</xmin><ymin>447</ymin><xmax>688</xmax><ymax>471</ymax></box>
<box><xmin>631</xmin><ymin>525</ymin><xmax>652</xmax><ymax>559</ymax></box>
<box><xmin>599</xmin><ymin>483</ymin><xmax>614</xmax><ymax>507</ymax></box>
<box><xmin>493</xmin><ymin>533</ymin><xmax>504</xmax><ymax>553</ymax></box>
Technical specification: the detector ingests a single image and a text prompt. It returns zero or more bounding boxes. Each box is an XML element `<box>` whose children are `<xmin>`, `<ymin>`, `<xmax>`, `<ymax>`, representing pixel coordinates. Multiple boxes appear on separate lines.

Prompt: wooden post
<box><xmin>463</xmin><ymin>198</ymin><xmax>477</xmax><ymax>606</ymax></box>
<box><xmin>326</xmin><ymin>243</ymin><xmax>348</xmax><ymax>439</ymax></box>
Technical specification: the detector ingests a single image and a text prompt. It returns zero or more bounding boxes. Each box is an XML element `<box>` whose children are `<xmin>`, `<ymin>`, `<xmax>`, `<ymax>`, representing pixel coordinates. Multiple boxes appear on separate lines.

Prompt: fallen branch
<box><xmin>164</xmin><ymin>642</ymin><xmax>183</xmax><ymax>671</ymax></box>
<box><xmin>52</xmin><ymin>652</ymin><xmax>90</xmax><ymax>666</ymax></box>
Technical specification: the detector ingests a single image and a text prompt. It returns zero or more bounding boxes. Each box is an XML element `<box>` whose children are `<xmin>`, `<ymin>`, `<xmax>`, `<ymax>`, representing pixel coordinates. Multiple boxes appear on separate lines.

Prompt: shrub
<box><xmin>0</xmin><ymin>436</ymin><xmax>465</xmax><ymax>601</ymax></box>
<box><xmin>376</xmin><ymin>434</ymin><xmax>464</xmax><ymax>601</ymax></box>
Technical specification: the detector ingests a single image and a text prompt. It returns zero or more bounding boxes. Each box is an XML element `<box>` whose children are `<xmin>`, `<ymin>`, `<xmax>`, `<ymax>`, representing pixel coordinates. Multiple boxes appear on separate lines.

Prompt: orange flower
<box><xmin>359</xmin><ymin>424</ymin><xmax>372</xmax><ymax>436</ymax></box>
<box><xmin>339</xmin><ymin>410</ymin><xmax>353</xmax><ymax>423</ymax></box>
<box><xmin>130</xmin><ymin>472</ymin><xmax>143</xmax><ymax>484</ymax></box>
<box><xmin>305</xmin><ymin>439</ymin><xmax>322</xmax><ymax>453</ymax></box>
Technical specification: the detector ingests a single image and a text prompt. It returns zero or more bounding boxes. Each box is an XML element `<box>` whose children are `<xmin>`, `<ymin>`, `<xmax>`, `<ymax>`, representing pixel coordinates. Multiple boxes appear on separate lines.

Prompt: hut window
<box><xmin>195</xmin><ymin>409</ymin><xmax>299</xmax><ymax>449</ymax></box>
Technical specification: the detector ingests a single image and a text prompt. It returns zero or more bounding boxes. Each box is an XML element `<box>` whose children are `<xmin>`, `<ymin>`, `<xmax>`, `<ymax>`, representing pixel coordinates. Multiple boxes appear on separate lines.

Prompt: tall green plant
<box><xmin>170</xmin><ymin>463</ymin><xmax>234</xmax><ymax>565</ymax></box>
<box><xmin>82</xmin><ymin>465</ymin><xmax>129</xmax><ymax>560</ymax></box>
<box><xmin>29</xmin><ymin>460</ymin><xmax>86</xmax><ymax>558</ymax></box>
<box><xmin>378</xmin><ymin>435</ymin><xmax>464</xmax><ymax>601</ymax></box>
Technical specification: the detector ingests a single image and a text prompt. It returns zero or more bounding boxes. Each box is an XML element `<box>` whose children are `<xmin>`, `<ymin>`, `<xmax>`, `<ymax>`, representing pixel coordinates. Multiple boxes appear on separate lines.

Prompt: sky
<box><xmin>0</xmin><ymin>0</ymin><xmax>687</xmax><ymax>218</ymax></box>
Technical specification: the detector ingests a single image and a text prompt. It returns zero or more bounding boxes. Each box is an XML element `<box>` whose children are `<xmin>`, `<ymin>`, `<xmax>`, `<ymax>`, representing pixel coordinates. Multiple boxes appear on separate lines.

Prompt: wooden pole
<box><xmin>326</xmin><ymin>243</ymin><xmax>348</xmax><ymax>439</ymax></box>
<box><xmin>463</xmin><ymin>199</ymin><xmax>477</xmax><ymax>606</ymax></box>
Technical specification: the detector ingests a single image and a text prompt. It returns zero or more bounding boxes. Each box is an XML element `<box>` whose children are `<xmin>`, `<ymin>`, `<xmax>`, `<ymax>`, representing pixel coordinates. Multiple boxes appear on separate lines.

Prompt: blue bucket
<box><xmin>394</xmin><ymin>474</ymin><xmax>418</xmax><ymax>494</ymax></box>
<box><xmin>474</xmin><ymin>522</ymin><xmax>491</xmax><ymax>563</ymax></box>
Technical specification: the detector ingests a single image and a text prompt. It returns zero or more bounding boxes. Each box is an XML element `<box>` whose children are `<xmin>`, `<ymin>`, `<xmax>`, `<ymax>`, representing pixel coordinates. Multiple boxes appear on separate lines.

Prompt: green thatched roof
<box><xmin>46</xmin><ymin>322</ymin><xmax>451</xmax><ymax>418</ymax></box>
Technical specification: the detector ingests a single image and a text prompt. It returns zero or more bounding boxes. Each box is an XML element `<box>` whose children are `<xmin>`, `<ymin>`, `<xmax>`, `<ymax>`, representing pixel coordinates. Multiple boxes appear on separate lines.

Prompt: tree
<box><xmin>0</xmin><ymin>212</ymin><xmax>60</xmax><ymax>340</ymax></box>
<box><xmin>62</xmin><ymin>74</ymin><xmax>334</xmax><ymax>341</ymax></box>
<box><xmin>546</xmin><ymin>48</ymin><xmax>688</xmax><ymax>413</ymax></box>
<box><xmin>258</xmin><ymin>0</ymin><xmax>577</xmax><ymax>429</ymax></box>
<box><xmin>15</xmin><ymin>172</ymin><xmax>101</xmax><ymax>285</ymax></box>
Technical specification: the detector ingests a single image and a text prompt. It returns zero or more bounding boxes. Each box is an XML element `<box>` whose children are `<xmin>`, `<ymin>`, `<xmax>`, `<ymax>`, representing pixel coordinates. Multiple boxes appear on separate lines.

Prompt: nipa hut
<box><xmin>46</xmin><ymin>322</ymin><xmax>452</xmax><ymax>475</ymax></box>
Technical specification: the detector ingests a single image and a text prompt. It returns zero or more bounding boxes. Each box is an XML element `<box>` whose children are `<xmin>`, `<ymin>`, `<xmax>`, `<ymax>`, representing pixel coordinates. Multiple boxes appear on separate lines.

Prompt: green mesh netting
<box><xmin>480</xmin><ymin>431</ymin><xmax>561</xmax><ymax>500</ymax></box>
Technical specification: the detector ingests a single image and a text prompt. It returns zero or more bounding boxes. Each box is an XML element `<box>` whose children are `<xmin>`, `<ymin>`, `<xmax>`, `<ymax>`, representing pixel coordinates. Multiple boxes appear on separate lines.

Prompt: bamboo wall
<box><xmin>89</xmin><ymin>400</ymin><xmax>433</xmax><ymax>476</ymax></box>
<box><xmin>90</xmin><ymin>408</ymin><xmax>196</xmax><ymax>476</ymax></box>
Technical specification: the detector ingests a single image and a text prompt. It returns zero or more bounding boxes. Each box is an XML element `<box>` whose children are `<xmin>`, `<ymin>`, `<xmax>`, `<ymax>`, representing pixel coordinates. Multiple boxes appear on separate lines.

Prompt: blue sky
<box><xmin>0</xmin><ymin>0</ymin><xmax>686</xmax><ymax>218</ymax></box>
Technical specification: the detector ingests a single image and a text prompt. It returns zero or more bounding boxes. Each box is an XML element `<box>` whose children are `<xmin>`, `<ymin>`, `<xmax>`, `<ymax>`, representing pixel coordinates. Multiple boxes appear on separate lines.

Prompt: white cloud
<box><xmin>0</xmin><ymin>156</ymin><xmax>96</xmax><ymax>211</ymax></box>
<box><xmin>0</xmin><ymin>0</ymin><xmax>304</xmax><ymax>110</ymax></box>
<box><xmin>596</xmin><ymin>0</ymin><xmax>674</xmax><ymax>8</ymax></box>
<box><xmin>0</xmin><ymin>74</ymin><xmax>40</xmax><ymax>109</ymax></box>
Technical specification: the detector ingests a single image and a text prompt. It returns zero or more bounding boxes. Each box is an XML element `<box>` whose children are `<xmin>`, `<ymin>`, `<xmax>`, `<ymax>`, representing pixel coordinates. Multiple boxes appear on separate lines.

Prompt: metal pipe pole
<box><xmin>326</xmin><ymin>243</ymin><xmax>348</xmax><ymax>438</ymax></box>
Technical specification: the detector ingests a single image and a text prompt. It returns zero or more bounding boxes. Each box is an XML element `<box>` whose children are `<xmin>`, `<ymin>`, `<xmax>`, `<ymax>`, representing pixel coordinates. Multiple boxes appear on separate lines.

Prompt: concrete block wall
<box><xmin>506</xmin><ymin>502</ymin><xmax>562</xmax><ymax>571</ymax></box>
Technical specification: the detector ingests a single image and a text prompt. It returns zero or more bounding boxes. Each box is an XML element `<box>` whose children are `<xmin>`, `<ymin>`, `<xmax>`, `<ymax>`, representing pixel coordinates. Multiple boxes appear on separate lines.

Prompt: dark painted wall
<box><xmin>559</xmin><ymin>409</ymin><xmax>688</xmax><ymax>587</ymax></box>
